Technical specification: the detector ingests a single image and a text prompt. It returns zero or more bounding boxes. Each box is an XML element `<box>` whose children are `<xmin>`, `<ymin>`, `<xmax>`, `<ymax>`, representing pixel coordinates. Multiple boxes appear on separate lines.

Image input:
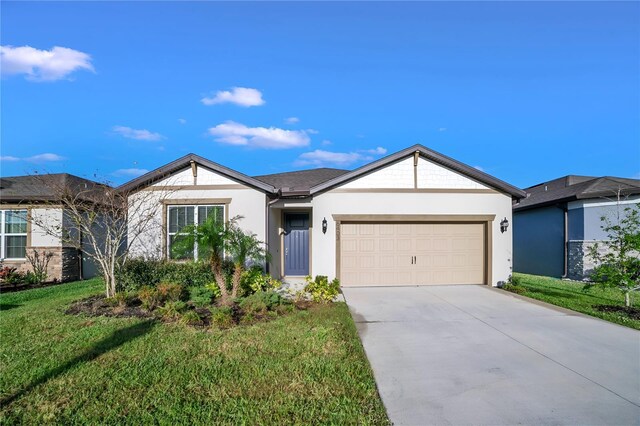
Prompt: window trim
<box><xmin>0</xmin><ymin>209</ymin><xmax>29</xmax><ymax>260</ymax></box>
<box><xmin>165</xmin><ymin>203</ymin><xmax>226</xmax><ymax>261</ymax></box>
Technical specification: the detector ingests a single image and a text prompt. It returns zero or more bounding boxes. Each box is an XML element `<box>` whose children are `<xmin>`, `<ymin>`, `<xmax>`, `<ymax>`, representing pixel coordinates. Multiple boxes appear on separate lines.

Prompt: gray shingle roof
<box><xmin>0</xmin><ymin>173</ymin><xmax>110</xmax><ymax>203</ymax></box>
<box><xmin>514</xmin><ymin>175</ymin><xmax>640</xmax><ymax>211</ymax></box>
<box><xmin>253</xmin><ymin>168</ymin><xmax>349</xmax><ymax>192</ymax></box>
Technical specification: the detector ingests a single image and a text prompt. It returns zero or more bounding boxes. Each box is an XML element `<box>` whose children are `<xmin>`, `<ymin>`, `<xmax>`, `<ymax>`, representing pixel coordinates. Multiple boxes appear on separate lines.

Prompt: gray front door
<box><xmin>284</xmin><ymin>213</ymin><xmax>309</xmax><ymax>276</ymax></box>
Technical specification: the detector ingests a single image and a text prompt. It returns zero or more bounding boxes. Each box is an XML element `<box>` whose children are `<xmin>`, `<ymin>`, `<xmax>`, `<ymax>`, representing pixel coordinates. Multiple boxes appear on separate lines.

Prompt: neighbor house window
<box><xmin>167</xmin><ymin>205</ymin><xmax>224</xmax><ymax>260</ymax></box>
<box><xmin>0</xmin><ymin>210</ymin><xmax>28</xmax><ymax>259</ymax></box>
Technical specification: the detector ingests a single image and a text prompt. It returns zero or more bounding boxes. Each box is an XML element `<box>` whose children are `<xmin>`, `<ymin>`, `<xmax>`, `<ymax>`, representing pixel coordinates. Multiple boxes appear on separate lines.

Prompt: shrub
<box><xmin>0</xmin><ymin>266</ymin><xmax>17</xmax><ymax>281</ymax></box>
<box><xmin>138</xmin><ymin>286</ymin><xmax>162</xmax><ymax>311</ymax></box>
<box><xmin>180</xmin><ymin>310</ymin><xmax>203</xmax><ymax>326</ymax></box>
<box><xmin>24</xmin><ymin>271</ymin><xmax>41</xmax><ymax>285</ymax></box>
<box><xmin>508</xmin><ymin>275</ymin><xmax>522</xmax><ymax>286</ymax></box>
<box><xmin>210</xmin><ymin>306</ymin><xmax>234</xmax><ymax>329</ymax></box>
<box><xmin>204</xmin><ymin>282</ymin><xmax>222</xmax><ymax>300</ymax></box>
<box><xmin>304</xmin><ymin>275</ymin><xmax>340</xmax><ymax>303</ymax></box>
<box><xmin>503</xmin><ymin>283</ymin><xmax>527</xmax><ymax>295</ymax></box>
<box><xmin>157</xmin><ymin>282</ymin><xmax>186</xmax><ymax>302</ymax></box>
<box><xmin>239</xmin><ymin>291</ymin><xmax>287</xmax><ymax>315</ymax></box>
<box><xmin>157</xmin><ymin>301</ymin><xmax>187</xmax><ymax>321</ymax></box>
<box><xmin>0</xmin><ymin>266</ymin><xmax>25</xmax><ymax>286</ymax></box>
<box><xmin>189</xmin><ymin>287</ymin><xmax>215</xmax><ymax>308</ymax></box>
<box><xmin>241</xmin><ymin>267</ymin><xmax>282</xmax><ymax>295</ymax></box>
<box><xmin>112</xmin><ymin>291</ymin><xmax>137</xmax><ymax>307</ymax></box>
<box><xmin>116</xmin><ymin>259</ymin><xmax>217</xmax><ymax>292</ymax></box>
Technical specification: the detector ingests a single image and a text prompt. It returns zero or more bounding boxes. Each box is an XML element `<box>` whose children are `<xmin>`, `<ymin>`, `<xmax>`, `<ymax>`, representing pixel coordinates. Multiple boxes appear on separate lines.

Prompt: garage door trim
<box><xmin>334</xmin><ymin>214</ymin><xmax>495</xmax><ymax>286</ymax></box>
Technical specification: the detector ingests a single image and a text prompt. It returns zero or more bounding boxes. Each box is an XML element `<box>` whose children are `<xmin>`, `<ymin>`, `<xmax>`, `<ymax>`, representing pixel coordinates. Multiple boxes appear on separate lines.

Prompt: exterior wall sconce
<box><xmin>500</xmin><ymin>217</ymin><xmax>509</xmax><ymax>234</ymax></box>
<box><xmin>322</xmin><ymin>217</ymin><xmax>328</xmax><ymax>234</ymax></box>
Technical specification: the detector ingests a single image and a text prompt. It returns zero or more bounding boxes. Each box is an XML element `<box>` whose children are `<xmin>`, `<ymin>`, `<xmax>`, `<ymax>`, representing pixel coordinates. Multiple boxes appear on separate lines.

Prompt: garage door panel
<box><xmin>340</xmin><ymin>222</ymin><xmax>485</xmax><ymax>286</ymax></box>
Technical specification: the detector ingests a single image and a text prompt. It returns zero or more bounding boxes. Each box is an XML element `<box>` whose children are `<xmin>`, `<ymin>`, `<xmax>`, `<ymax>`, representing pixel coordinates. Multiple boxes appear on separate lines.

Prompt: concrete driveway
<box><xmin>342</xmin><ymin>285</ymin><xmax>640</xmax><ymax>425</ymax></box>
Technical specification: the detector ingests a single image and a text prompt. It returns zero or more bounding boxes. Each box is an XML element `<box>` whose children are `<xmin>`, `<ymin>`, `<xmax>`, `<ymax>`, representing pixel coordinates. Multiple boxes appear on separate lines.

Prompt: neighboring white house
<box><xmin>0</xmin><ymin>174</ymin><xmax>104</xmax><ymax>282</ymax></box>
<box><xmin>122</xmin><ymin>145</ymin><xmax>526</xmax><ymax>287</ymax></box>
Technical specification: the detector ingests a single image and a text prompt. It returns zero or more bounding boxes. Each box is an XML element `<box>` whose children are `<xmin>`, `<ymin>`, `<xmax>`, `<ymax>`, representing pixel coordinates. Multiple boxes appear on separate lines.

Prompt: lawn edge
<box><xmin>487</xmin><ymin>286</ymin><xmax>640</xmax><ymax>331</ymax></box>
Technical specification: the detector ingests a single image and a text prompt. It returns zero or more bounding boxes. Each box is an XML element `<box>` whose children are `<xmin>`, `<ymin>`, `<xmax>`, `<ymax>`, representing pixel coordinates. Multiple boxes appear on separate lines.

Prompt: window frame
<box><xmin>166</xmin><ymin>204</ymin><xmax>225</xmax><ymax>261</ymax></box>
<box><xmin>0</xmin><ymin>209</ymin><xmax>28</xmax><ymax>260</ymax></box>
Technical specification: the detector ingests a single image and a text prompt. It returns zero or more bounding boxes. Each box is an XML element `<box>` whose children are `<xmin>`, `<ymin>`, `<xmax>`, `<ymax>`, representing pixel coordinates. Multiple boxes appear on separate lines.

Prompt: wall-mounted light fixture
<box><xmin>322</xmin><ymin>217</ymin><xmax>328</xmax><ymax>234</ymax></box>
<box><xmin>500</xmin><ymin>217</ymin><xmax>509</xmax><ymax>234</ymax></box>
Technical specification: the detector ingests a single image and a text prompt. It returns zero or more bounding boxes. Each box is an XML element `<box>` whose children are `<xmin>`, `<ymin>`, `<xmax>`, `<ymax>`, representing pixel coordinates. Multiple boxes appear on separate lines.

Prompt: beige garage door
<box><xmin>340</xmin><ymin>223</ymin><xmax>485</xmax><ymax>286</ymax></box>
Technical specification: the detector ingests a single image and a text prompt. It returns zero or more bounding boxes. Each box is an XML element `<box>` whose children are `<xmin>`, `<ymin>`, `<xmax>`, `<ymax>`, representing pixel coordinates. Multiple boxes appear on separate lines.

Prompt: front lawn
<box><xmin>0</xmin><ymin>279</ymin><xmax>389</xmax><ymax>424</ymax></box>
<box><xmin>511</xmin><ymin>273</ymin><xmax>640</xmax><ymax>330</ymax></box>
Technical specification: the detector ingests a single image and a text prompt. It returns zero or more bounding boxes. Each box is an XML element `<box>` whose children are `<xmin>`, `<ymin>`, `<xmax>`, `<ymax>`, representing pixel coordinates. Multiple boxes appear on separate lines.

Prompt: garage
<box><xmin>339</xmin><ymin>221</ymin><xmax>487</xmax><ymax>286</ymax></box>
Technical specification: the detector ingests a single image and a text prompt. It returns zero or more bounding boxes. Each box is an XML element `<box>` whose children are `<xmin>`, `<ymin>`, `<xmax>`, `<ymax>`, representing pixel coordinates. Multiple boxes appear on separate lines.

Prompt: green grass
<box><xmin>512</xmin><ymin>273</ymin><xmax>640</xmax><ymax>330</ymax></box>
<box><xmin>0</xmin><ymin>279</ymin><xmax>389</xmax><ymax>425</ymax></box>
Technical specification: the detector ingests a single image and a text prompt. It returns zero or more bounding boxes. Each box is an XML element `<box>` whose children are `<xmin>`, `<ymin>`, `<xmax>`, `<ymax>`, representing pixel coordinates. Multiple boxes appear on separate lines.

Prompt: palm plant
<box><xmin>226</xmin><ymin>225</ymin><xmax>269</xmax><ymax>298</ymax></box>
<box><xmin>171</xmin><ymin>215</ymin><xmax>240</xmax><ymax>303</ymax></box>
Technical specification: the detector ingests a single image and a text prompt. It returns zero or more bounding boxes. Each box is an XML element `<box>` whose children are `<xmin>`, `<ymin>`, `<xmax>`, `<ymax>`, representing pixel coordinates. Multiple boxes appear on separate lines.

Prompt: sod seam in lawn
<box><xmin>0</xmin><ymin>279</ymin><xmax>390</xmax><ymax>425</ymax></box>
<box><xmin>511</xmin><ymin>273</ymin><xmax>640</xmax><ymax>330</ymax></box>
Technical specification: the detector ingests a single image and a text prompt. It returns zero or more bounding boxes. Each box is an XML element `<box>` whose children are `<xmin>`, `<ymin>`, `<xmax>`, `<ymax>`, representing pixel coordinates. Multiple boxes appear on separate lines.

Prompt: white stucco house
<box><xmin>121</xmin><ymin>144</ymin><xmax>526</xmax><ymax>287</ymax></box>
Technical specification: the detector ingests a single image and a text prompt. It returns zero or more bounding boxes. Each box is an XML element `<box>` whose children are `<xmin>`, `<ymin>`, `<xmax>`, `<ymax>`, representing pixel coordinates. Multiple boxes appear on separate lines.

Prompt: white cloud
<box><xmin>201</xmin><ymin>87</ymin><xmax>265</xmax><ymax>107</ymax></box>
<box><xmin>306</xmin><ymin>129</ymin><xmax>319</xmax><ymax>134</ymax></box>
<box><xmin>178</xmin><ymin>118</ymin><xmax>187</xmax><ymax>124</ymax></box>
<box><xmin>1</xmin><ymin>153</ymin><xmax>65</xmax><ymax>163</ymax></box>
<box><xmin>321</xmin><ymin>139</ymin><xmax>333</xmax><ymax>146</ymax></box>
<box><xmin>364</xmin><ymin>147</ymin><xmax>387</xmax><ymax>155</ymax></box>
<box><xmin>1</xmin><ymin>45</ymin><xmax>94</xmax><ymax>81</ymax></box>
<box><xmin>294</xmin><ymin>147</ymin><xmax>387</xmax><ymax>167</ymax></box>
<box><xmin>438</xmin><ymin>127</ymin><xmax>447</xmax><ymax>132</ymax></box>
<box><xmin>113</xmin><ymin>126</ymin><xmax>165</xmax><ymax>141</ymax></box>
<box><xmin>207</xmin><ymin>121</ymin><xmax>310</xmax><ymax>149</ymax></box>
<box><xmin>285</xmin><ymin>117</ymin><xmax>300</xmax><ymax>124</ymax></box>
<box><xmin>474</xmin><ymin>165</ymin><xmax>485</xmax><ymax>172</ymax></box>
<box><xmin>27</xmin><ymin>153</ymin><xmax>66</xmax><ymax>163</ymax></box>
<box><xmin>113</xmin><ymin>168</ymin><xmax>149</xmax><ymax>177</ymax></box>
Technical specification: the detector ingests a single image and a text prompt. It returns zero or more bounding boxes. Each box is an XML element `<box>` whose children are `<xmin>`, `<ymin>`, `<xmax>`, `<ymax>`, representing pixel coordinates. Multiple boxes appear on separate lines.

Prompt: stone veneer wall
<box><xmin>567</xmin><ymin>240</ymin><xmax>609</xmax><ymax>281</ymax></box>
<box><xmin>9</xmin><ymin>247</ymin><xmax>81</xmax><ymax>283</ymax></box>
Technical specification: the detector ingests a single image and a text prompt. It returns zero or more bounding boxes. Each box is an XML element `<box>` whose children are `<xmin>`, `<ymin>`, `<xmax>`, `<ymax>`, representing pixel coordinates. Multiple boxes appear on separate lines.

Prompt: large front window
<box><xmin>167</xmin><ymin>205</ymin><xmax>224</xmax><ymax>260</ymax></box>
<box><xmin>0</xmin><ymin>210</ymin><xmax>28</xmax><ymax>259</ymax></box>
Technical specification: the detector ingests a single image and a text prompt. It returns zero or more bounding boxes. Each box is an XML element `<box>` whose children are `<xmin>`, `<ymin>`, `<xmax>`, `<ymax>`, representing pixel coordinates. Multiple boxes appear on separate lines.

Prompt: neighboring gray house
<box><xmin>124</xmin><ymin>144</ymin><xmax>526</xmax><ymax>287</ymax></box>
<box><xmin>0</xmin><ymin>174</ymin><xmax>105</xmax><ymax>282</ymax></box>
<box><xmin>513</xmin><ymin>175</ymin><xmax>640</xmax><ymax>280</ymax></box>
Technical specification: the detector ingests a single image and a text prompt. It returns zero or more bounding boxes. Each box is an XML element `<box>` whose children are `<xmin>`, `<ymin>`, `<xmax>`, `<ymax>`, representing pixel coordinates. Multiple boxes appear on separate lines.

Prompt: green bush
<box><xmin>157</xmin><ymin>301</ymin><xmax>187</xmax><ymax>321</ymax></box>
<box><xmin>112</xmin><ymin>291</ymin><xmax>137</xmax><ymax>307</ymax></box>
<box><xmin>210</xmin><ymin>306</ymin><xmax>234</xmax><ymax>329</ymax></box>
<box><xmin>239</xmin><ymin>291</ymin><xmax>288</xmax><ymax>315</ymax></box>
<box><xmin>189</xmin><ymin>287</ymin><xmax>216</xmax><ymax>308</ymax></box>
<box><xmin>509</xmin><ymin>275</ymin><xmax>522</xmax><ymax>286</ymax></box>
<box><xmin>156</xmin><ymin>282</ymin><xmax>186</xmax><ymax>302</ymax></box>
<box><xmin>116</xmin><ymin>259</ymin><xmax>218</xmax><ymax>292</ymax></box>
<box><xmin>304</xmin><ymin>275</ymin><xmax>340</xmax><ymax>303</ymax></box>
<box><xmin>180</xmin><ymin>310</ymin><xmax>203</xmax><ymax>326</ymax></box>
<box><xmin>241</xmin><ymin>267</ymin><xmax>282</xmax><ymax>295</ymax></box>
<box><xmin>503</xmin><ymin>283</ymin><xmax>527</xmax><ymax>295</ymax></box>
<box><xmin>138</xmin><ymin>286</ymin><xmax>162</xmax><ymax>311</ymax></box>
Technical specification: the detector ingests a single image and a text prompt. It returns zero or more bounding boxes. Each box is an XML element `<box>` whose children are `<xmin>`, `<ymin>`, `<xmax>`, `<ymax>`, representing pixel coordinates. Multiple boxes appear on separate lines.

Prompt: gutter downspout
<box><xmin>563</xmin><ymin>204</ymin><xmax>568</xmax><ymax>278</ymax></box>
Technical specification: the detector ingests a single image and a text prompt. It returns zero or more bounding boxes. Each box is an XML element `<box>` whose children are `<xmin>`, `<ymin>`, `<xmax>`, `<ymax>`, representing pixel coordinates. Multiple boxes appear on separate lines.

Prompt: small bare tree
<box><xmin>28</xmin><ymin>174</ymin><xmax>169</xmax><ymax>298</ymax></box>
<box><xmin>25</xmin><ymin>249</ymin><xmax>54</xmax><ymax>284</ymax></box>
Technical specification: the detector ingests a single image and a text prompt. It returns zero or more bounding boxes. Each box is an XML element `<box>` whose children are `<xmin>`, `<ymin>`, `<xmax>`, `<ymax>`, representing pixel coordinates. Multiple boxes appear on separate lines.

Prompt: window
<box><xmin>167</xmin><ymin>205</ymin><xmax>224</xmax><ymax>260</ymax></box>
<box><xmin>0</xmin><ymin>210</ymin><xmax>28</xmax><ymax>259</ymax></box>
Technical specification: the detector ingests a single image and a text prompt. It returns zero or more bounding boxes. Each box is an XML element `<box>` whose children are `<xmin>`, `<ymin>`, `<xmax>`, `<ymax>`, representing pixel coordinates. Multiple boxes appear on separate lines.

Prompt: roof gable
<box><xmin>310</xmin><ymin>144</ymin><xmax>525</xmax><ymax>197</ymax></box>
<box><xmin>118</xmin><ymin>154</ymin><xmax>276</xmax><ymax>194</ymax></box>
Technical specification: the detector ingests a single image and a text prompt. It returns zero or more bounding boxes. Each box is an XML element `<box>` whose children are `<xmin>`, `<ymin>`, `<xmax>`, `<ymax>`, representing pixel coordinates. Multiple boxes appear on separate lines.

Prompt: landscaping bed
<box><xmin>0</xmin><ymin>278</ymin><xmax>389</xmax><ymax>424</ymax></box>
<box><xmin>503</xmin><ymin>273</ymin><xmax>640</xmax><ymax>329</ymax></box>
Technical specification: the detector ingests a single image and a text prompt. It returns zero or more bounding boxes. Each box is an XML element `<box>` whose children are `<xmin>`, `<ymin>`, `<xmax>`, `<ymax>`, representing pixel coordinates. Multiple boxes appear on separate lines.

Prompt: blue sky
<box><xmin>1</xmin><ymin>1</ymin><xmax>638</xmax><ymax>188</ymax></box>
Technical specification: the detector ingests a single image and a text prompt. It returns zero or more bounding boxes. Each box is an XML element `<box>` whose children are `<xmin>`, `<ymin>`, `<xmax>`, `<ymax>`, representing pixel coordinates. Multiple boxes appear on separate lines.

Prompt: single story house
<box><xmin>121</xmin><ymin>144</ymin><xmax>525</xmax><ymax>287</ymax></box>
<box><xmin>513</xmin><ymin>175</ymin><xmax>640</xmax><ymax>280</ymax></box>
<box><xmin>0</xmin><ymin>174</ymin><xmax>105</xmax><ymax>282</ymax></box>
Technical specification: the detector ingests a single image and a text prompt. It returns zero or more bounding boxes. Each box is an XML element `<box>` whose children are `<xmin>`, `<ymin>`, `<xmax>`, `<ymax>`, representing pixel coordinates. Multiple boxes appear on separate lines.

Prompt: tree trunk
<box><xmin>211</xmin><ymin>256</ymin><xmax>230</xmax><ymax>303</ymax></box>
<box><xmin>104</xmin><ymin>271</ymin><xmax>115</xmax><ymax>298</ymax></box>
<box><xmin>625</xmin><ymin>291</ymin><xmax>630</xmax><ymax>308</ymax></box>
<box><xmin>231</xmin><ymin>263</ymin><xmax>243</xmax><ymax>298</ymax></box>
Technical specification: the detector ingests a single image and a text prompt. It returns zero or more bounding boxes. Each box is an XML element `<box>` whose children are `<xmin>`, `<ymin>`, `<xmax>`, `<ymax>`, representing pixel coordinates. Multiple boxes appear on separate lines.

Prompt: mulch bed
<box><xmin>593</xmin><ymin>304</ymin><xmax>640</xmax><ymax>320</ymax></box>
<box><xmin>66</xmin><ymin>295</ymin><xmax>151</xmax><ymax>319</ymax></box>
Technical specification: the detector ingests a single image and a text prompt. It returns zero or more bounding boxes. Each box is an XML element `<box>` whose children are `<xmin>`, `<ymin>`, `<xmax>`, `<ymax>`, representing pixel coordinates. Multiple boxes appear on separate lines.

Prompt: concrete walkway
<box><xmin>342</xmin><ymin>285</ymin><xmax>640</xmax><ymax>426</ymax></box>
